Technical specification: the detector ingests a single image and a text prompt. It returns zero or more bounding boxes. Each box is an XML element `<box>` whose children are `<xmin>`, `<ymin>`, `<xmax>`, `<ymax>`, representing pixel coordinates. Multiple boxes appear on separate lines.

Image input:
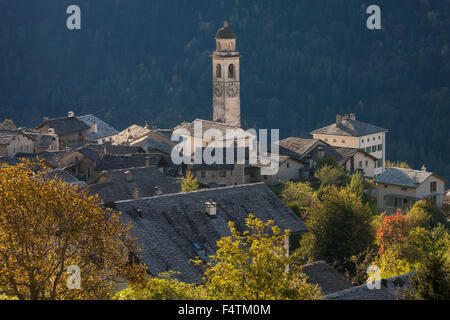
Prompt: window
<box><xmin>430</xmin><ymin>181</ymin><xmax>437</xmax><ymax>193</ymax></box>
<box><xmin>372</xmin><ymin>146</ymin><xmax>377</xmax><ymax>152</ymax></box>
<box><xmin>201</xmin><ymin>171</ymin><xmax>206</xmax><ymax>178</ymax></box>
<box><xmin>287</xmin><ymin>162</ymin><xmax>290</xmax><ymax>168</ymax></box>
<box><xmin>333</xmin><ymin>139</ymin><xmax>337</xmax><ymax>143</ymax></box>
<box><xmin>359</xmin><ymin>161</ymin><xmax>363</xmax><ymax>168</ymax></box>
<box><xmin>228</xmin><ymin>64</ymin><xmax>234</xmax><ymax>79</ymax></box>
<box><xmin>373</xmin><ymin>137</ymin><xmax>376</xmax><ymax>141</ymax></box>
<box><xmin>342</xmin><ymin>140</ymin><xmax>345</xmax><ymax>143</ymax></box>
<box><xmin>216</xmin><ymin>64</ymin><xmax>222</xmax><ymax>78</ymax></box>
<box><xmin>384</xmin><ymin>185</ymin><xmax>388</xmax><ymax>188</ymax></box>
<box><xmin>377</xmin><ymin>144</ymin><xmax>382</xmax><ymax>151</ymax></box>
<box><xmin>324</xmin><ymin>138</ymin><xmax>328</xmax><ymax>142</ymax></box>
<box><xmin>401</xmin><ymin>187</ymin><xmax>407</xmax><ymax>191</ymax></box>
<box><xmin>220</xmin><ymin>171</ymin><xmax>226</xmax><ymax>178</ymax></box>
<box><xmin>378</xmin><ymin>136</ymin><xmax>381</xmax><ymax>140</ymax></box>
<box><xmin>365</xmin><ymin>160</ymin><xmax>368</xmax><ymax>167</ymax></box>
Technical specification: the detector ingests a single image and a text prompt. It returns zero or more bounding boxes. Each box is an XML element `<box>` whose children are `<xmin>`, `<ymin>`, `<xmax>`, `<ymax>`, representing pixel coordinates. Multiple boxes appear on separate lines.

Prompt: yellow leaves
<box><xmin>0</xmin><ymin>160</ymin><xmax>138</xmax><ymax>300</ymax></box>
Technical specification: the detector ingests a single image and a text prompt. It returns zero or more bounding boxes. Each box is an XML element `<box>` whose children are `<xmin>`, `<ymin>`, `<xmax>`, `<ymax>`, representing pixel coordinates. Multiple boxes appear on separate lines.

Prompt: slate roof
<box><xmin>14</xmin><ymin>151</ymin><xmax>66</xmax><ymax>168</ymax></box>
<box><xmin>95</xmin><ymin>154</ymin><xmax>169</xmax><ymax>171</ymax></box>
<box><xmin>326</xmin><ymin>273</ymin><xmax>413</xmax><ymax>300</ymax></box>
<box><xmin>87</xmin><ymin>143</ymin><xmax>146</xmax><ymax>155</ymax></box>
<box><xmin>0</xmin><ymin>130</ymin><xmax>30</xmax><ymax>145</ymax></box>
<box><xmin>278</xmin><ymin>137</ymin><xmax>321</xmax><ymax>157</ymax></box>
<box><xmin>301</xmin><ymin>261</ymin><xmax>353</xmax><ymax>295</ymax></box>
<box><xmin>112</xmin><ymin>125</ymin><xmax>151</xmax><ymax>144</ymax></box>
<box><xmin>175</xmin><ymin>119</ymin><xmax>252</xmax><ymax>139</ymax></box>
<box><xmin>45</xmin><ymin>169</ymin><xmax>83</xmax><ymax>186</ymax></box>
<box><xmin>89</xmin><ymin>166</ymin><xmax>181</xmax><ymax>204</ymax></box>
<box><xmin>36</xmin><ymin>117</ymin><xmax>90</xmax><ymax>135</ymax></box>
<box><xmin>147</xmin><ymin>138</ymin><xmax>173</xmax><ymax>155</ymax></box>
<box><xmin>311</xmin><ymin>119</ymin><xmax>387</xmax><ymax>137</ymax></box>
<box><xmin>113</xmin><ymin>183</ymin><xmax>307</xmax><ymax>283</ymax></box>
<box><xmin>24</xmin><ymin>132</ymin><xmax>55</xmax><ymax>149</ymax></box>
<box><xmin>74</xmin><ymin>146</ymin><xmax>101</xmax><ymax>162</ymax></box>
<box><xmin>334</xmin><ymin>147</ymin><xmax>377</xmax><ymax>162</ymax></box>
<box><xmin>375</xmin><ymin>167</ymin><xmax>446</xmax><ymax>188</ymax></box>
<box><xmin>78</xmin><ymin>114</ymin><xmax>119</xmax><ymax>140</ymax></box>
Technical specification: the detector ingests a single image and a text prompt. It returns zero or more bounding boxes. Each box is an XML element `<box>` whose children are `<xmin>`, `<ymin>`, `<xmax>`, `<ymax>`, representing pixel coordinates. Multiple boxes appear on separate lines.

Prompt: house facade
<box><xmin>0</xmin><ymin>130</ymin><xmax>34</xmax><ymax>157</ymax></box>
<box><xmin>311</xmin><ymin>114</ymin><xmax>387</xmax><ymax>176</ymax></box>
<box><xmin>375</xmin><ymin>167</ymin><xmax>447</xmax><ymax>214</ymax></box>
<box><xmin>35</xmin><ymin>111</ymin><xmax>90</xmax><ymax>149</ymax></box>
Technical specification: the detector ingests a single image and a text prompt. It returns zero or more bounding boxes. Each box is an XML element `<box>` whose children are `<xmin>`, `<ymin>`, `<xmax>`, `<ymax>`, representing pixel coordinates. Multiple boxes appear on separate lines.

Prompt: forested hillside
<box><xmin>0</xmin><ymin>0</ymin><xmax>449</xmax><ymax>180</ymax></box>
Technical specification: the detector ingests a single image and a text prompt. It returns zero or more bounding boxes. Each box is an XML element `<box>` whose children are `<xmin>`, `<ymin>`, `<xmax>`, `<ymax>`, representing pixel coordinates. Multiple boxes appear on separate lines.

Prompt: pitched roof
<box><xmin>77</xmin><ymin>114</ymin><xmax>119</xmax><ymax>140</ymax></box>
<box><xmin>174</xmin><ymin>119</ymin><xmax>253</xmax><ymax>140</ymax></box>
<box><xmin>111</xmin><ymin>125</ymin><xmax>151</xmax><ymax>145</ymax></box>
<box><xmin>326</xmin><ymin>273</ymin><xmax>412</xmax><ymax>300</ymax></box>
<box><xmin>375</xmin><ymin>167</ymin><xmax>446</xmax><ymax>188</ymax></box>
<box><xmin>45</xmin><ymin>169</ymin><xmax>83</xmax><ymax>186</ymax></box>
<box><xmin>311</xmin><ymin>119</ymin><xmax>387</xmax><ymax>137</ymax></box>
<box><xmin>113</xmin><ymin>183</ymin><xmax>307</xmax><ymax>283</ymax></box>
<box><xmin>87</xmin><ymin>143</ymin><xmax>146</xmax><ymax>155</ymax></box>
<box><xmin>0</xmin><ymin>130</ymin><xmax>31</xmax><ymax>145</ymax></box>
<box><xmin>301</xmin><ymin>261</ymin><xmax>352</xmax><ymax>295</ymax></box>
<box><xmin>334</xmin><ymin>147</ymin><xmax>377</xmax><ymax>162</ymax></box>
<box><xmin>95</xmin><ymin>154</ymin><xmax>168</xmax><ymax>172</ymax></box>
<box><xmin>36</xmin><ymin>117</ymin><xmax>90</xmax><ymax>135</ymax></box>
<box><xmin>278</xmin><ymin>137</ymin><xmax>321</xmax><ymax>157</ymax></box>
<box><xmin>14</xmin><ymin>151</ymin><xmax>66</xmax><ymax>167</ymax></box>
<box><xmin>24</xmin><ymin>132</ymin><xmax>55</xmax><ymax>149</ymax></box>
<box><xmin>89</xmin><ymin>166</ymin><xmax>181</xmax><ymax>204</ymax></box>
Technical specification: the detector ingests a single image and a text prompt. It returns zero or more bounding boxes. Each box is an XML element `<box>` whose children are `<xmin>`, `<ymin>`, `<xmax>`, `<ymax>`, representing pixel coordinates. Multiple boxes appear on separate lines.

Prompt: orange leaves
<box><xmin>376</xmin><ymin>209</ymin><xmax>409</xmax><ymax>255</ymax></box>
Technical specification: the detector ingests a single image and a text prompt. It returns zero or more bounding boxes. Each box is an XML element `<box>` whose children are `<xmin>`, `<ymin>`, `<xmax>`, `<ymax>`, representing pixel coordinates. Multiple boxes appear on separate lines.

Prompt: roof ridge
<box><xmin>114</xmin><ymin>182</ymin><xmax>267</xmax><ymax>204</ymax></box>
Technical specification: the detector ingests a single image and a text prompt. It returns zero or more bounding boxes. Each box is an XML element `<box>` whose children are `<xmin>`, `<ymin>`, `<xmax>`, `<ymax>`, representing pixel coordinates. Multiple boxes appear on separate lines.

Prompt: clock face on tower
<box><xmin>226</xmin><ymin>83</ymin><xmax>239</xmax><ymax>98</ymax></box>
<box><xmin>214</xmin><ymin>83</ymin><xmax>224</xmax><ymax>97</ymax></box>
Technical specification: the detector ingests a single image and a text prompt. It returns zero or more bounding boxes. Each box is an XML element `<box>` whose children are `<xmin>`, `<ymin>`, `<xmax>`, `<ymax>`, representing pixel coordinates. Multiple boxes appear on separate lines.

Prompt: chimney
<box><xmin>132</xmin><ymin>187</ymin><xmax>139</xmax><ymax>199</ymax></box>
<box><xmin>342</xmin><ymin>114</ymin><xmax>349</xmax><ymax>121</ymax></box>
<box><xmin>124</xmin><ymin>171</ymin><xmax>133</xmax><ymax>182</ymax></box>
<box><xmin>349</xmin><ymin>113</ymin><xmax>356</xmax><ymax>121</ymax></box>
<box><xmin>336</xmin><ymin>115</ymin><xmax>342</xmax><ymax>127</ymax></box>
<box><xmin>43</xmin><ymin>117</ymin><xmax>49</xmax><ymax>122</ymax></box>
<box><xmin>100</xmin><ymin>145</ymin><xmax>107</xmax><ymax>158</ymax></box>
<box><xmin>421</xmin><ymin>164</ymin><xmax>427</xmax><ymax>172</ymax></box>
<box><xmin>224</xmin><ymin>21</ymin><xmax>229</xmax><ymax>28</ymax></box>
<box><xmin>317</xmin><ymin>146</ymin><xmax>325</xmax><ymax>159</ymax></box>
<box><xmin>48</xmin><ymin>128</ymin><xmax>55</xmax><ymax>135</ymax></box>
<box><xmin>413</xmin><ymin>174</ymin><xmax>419</xmax><ymax>184</ymax></box>
<box><xmin>205</xmin><ymin>200</ymin><xmax>217</xmax><ymax>216</ymax></box>
<box><xmin>154</xmin><ymin>186</ymin><xmax>163</xmax><ymax>196</ymax></box>
<box><xmin>92</xmin><ymin>120</ymin><xmax>98</xmax><ymax>133</ymax></box>
<box><xmin>68</xmin><ymin>111</ymin><xmax>75</xmax><ymax>118</ymax></box>
<box><xmin>145</xmin><ymin>156</ymin><xmax>150</xmax><ymax>167</ymax></box>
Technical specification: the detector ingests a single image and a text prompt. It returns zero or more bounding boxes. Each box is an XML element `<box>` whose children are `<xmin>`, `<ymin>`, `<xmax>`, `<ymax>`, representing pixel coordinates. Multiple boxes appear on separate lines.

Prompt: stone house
<box><xmin>35</xmin><ymin>111</ymin><xmax>90</xmax><ymax>149</ymax></box>
<box><xmin>57</xmin><ymin>146</ymin><xmax>101</xmax><ymax>181</ymax></box>
<box><xmin>279</xmin><ymin>137</ymin><xmax>377</xmax><ymax>178</ymax></box>
<box><xmin>0</xmin><ymin>130</ymin><xmax>34</xmax><ymax>157</ymax></box>
<box><xmin>77</xmin><ymin>114</ymin><xmax>119</xmax><ymax>144</ymax></box>
<box><xmin>375</xmin><ymin>166</ymin><xmax>447</xmax><ymax>214</ymax></box>
<box><xmin>311</xmin><ymin>113</ymin><xmax>388</xmax><ymax>176</ymax></box>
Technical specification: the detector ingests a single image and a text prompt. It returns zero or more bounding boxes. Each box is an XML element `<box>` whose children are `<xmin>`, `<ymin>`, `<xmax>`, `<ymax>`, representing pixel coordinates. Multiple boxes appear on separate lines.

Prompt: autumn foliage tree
<box><xmin>181</xmin><ymin>170</ymin><xmax>199</xmax><ymax>193</ymax></box>
<box><xmin>0</xmin><ymin>160</ymin><xmax>141</xmax><ymax>300</ymax></box>
<box><xmin>376</xmin><ymin>209</ymin><xmax>409</xmax><ymax>255</ymax></box>
<box><xmin>197</xmin><ymin>215</ymin><xmax>322</xmax><ymax>300</ymax></box>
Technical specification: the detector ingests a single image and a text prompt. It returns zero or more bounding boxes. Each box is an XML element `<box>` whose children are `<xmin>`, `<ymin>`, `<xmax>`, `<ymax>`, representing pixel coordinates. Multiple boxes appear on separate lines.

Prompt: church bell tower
<box><xmin>212</xmin><ymin>21</ymin><xmax>241</xmax><ymax>127</ymax></box>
